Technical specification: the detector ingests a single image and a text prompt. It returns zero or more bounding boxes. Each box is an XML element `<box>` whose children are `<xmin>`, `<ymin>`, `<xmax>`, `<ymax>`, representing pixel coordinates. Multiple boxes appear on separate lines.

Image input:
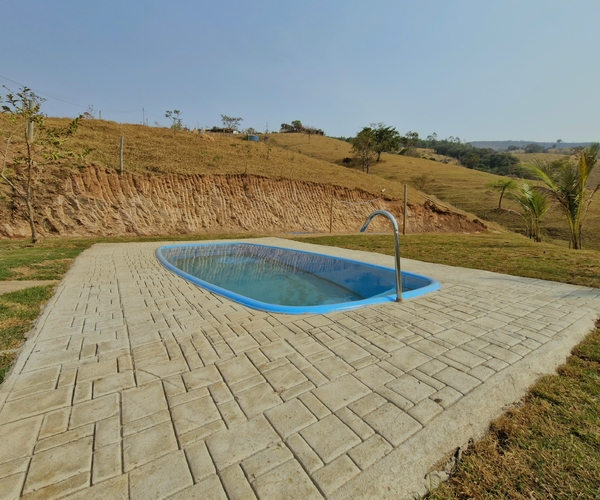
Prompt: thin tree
<box><xmin>510</xmin><ymin>182</ymin><xmax>550</xmax><ymax>242</ymax></box>
<box><xmin>1</xmin><ymin>87</ymin><xmax>81</xmax><ymax>243</ymax></box>
<box><xmin>304</xmin><ymin>126</ymin><xmax>317</xmax><ymax>143</ymax></box>
<box><xmin>351</xmin><ymin>127</ymin><xmax>377</xmax><ymax>174</ymax></box>
<box><xmin>165</xmin><ymin>110</ymin><xmax>182</xmax><ymax>134</ymax></box>
<box><xmin>220</xmin><ymin>115</ymin><xmax>243</xmax><ymax>132</ymax></box>
<box><xmin>522</xmin><ymin>143</ymin><xmax>599</xmax><ymax>249</ymax></box>
<box><xmin>487</xmin><ymin>179</ymin><xmax>517</xmax><ymax>209</ymax></box>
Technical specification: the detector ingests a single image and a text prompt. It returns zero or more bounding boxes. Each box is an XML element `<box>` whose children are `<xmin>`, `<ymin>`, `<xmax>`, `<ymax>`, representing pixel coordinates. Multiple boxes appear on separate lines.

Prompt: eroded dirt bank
<box><xmin>0</xmin><ymin>167</ymin><xmax>486</xmax><ymax>238</ymax></box>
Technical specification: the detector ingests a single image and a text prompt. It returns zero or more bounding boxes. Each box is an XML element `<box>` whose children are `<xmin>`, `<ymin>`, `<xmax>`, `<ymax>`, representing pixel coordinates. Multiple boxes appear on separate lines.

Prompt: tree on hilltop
<box><xmin>524</xmin><ymin>143</ymin><xmax>544</xmax><ymax>154</ymax></box>
<box><xmin>399</xmin><ymin>131</ymin><xmax>420</xmax><ymax>156</ymax></box>
<box><xmin>351</xmin><ymin>127</ymin><xmax>377</xmax><ymax>174</ymax></box>
<box><xmin>371</xmin><ymin>123</ymin><xmax>400</xmax><ymax>162</ymax></box>
<box><xmin>165</xmin><ymin>110</ymin><xmax>182</xmax><ymax>133</ymax></box>
<box><xmin>220</xmin><ymin>115</ymin><xmax>243</xmax><ymax>132</ymax></box>
<box><xmin>304</xmin><ymin>126</ymin><xmax>317</xmax><ymax>143</ymax></box>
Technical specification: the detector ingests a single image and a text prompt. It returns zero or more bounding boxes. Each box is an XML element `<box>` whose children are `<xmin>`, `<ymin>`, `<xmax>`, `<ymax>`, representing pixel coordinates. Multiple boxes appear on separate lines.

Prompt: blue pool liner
<box><xmin>156</xmin><ymin>242</ymin><xmax>440</xmax><ymax>314</ymax></box>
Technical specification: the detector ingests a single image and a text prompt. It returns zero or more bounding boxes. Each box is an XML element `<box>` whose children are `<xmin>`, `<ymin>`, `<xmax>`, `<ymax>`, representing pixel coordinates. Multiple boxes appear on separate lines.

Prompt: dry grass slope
<box><xmin>46</xmin><ymin>117</ymin><xmax>408</xmax><ymax>201</ymax></box>
<box><xmin>274</xmin><ymin>133</ymin><xmax>600</xmax><ymax>250</ymax></box>
<box><xmin>2</xmin><ymin>114</ymin><xmax>599</xmax><ymax>248</ymax></box>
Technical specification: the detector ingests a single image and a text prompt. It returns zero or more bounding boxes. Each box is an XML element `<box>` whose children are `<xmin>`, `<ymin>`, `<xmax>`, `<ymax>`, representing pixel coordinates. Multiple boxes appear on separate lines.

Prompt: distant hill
<box><xmin>470</xmin><ymin>141</ymin><xmax>594</xmax><ymax>151</ymax></box>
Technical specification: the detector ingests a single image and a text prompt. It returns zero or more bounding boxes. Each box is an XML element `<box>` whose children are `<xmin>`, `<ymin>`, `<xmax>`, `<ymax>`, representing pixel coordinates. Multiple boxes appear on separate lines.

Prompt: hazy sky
<box><xmin>2</xmin><ymin>0</ymin><xmax>599</xmax><ymax>141</ymax></box>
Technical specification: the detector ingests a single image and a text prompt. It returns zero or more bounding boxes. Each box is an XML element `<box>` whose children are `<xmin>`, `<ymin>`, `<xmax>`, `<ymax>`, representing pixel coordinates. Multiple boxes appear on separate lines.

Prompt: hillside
<box><xmin>470</xmin><ymin>140</ymin><xmax>593</xmax><ymax>151</ymax></box>
<box><xmin>0</xmin><ymin>117</ymin><xmax>484</xmax><ymax>239</ymax></box>
<box><xmin>2</xmin><ymin>117</ymin><xmax>599</xmax><ymax>249</ymax></box>
<box><xmin>273</xmin><ymin>134</ymin><xmax>600</xmax><ymax>250</ymax></box>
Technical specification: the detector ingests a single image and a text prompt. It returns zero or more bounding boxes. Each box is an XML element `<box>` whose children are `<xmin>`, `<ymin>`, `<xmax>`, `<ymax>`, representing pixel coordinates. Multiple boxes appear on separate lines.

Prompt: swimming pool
<box><xmin>156</xmin><ymin>242</ymin><xmax>440</xmax><ymax>314</ymax></box>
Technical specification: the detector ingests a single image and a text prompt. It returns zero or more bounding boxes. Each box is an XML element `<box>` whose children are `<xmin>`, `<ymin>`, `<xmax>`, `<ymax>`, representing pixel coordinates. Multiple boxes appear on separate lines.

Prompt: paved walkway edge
<box><xmin>332</xmin><ymin>313</ymin><xmax>597</xmax><ymax>499</ymax></box>
<box><xmin>0</xmin><ymin>277</ymin><xmax>68</xmax><ymax>408</ymax></box>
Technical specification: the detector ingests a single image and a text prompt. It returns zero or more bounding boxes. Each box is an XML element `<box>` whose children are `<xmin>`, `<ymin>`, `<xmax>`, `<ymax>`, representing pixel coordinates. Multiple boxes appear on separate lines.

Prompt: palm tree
<box><xmin>510</xmin><ymin>182</ymin><xmax>550</xmax><ymax>242</ymax></box>
<box><xmin>486</xmin><ymin>179</ymin><xmax>516</xmax><ymax>209</ymax></box>
<box><xmin>522</xmin><ymin>143</ymin><xmax>599</xmax><ymax>249</ymax></box>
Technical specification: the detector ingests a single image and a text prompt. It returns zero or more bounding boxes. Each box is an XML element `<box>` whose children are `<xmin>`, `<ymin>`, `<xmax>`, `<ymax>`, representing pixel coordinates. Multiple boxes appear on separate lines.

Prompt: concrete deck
<box><xmin>0</xmin><ymin>237</ymin><xmax>598</xmax><ymax>500</ymax></box>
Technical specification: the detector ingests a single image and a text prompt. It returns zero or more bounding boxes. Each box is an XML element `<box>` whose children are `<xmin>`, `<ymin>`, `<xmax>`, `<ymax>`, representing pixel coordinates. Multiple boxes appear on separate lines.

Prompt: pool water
<box><xmin>157</xmin><ymin>242</ymin><xmax>439</xmax><ymax>314</ymax></box>
<box><xmin>176</xmin><ymin>254</ymin><xmax>364</xmax><ymax>306</ymax></box>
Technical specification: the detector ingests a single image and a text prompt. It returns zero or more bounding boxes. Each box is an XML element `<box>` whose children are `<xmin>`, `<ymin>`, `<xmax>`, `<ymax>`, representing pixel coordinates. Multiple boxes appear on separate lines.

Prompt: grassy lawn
<box><xmin>292</xmin><ymin>233</ymin><xmax>600</xmax><ymax>289</ymax></box>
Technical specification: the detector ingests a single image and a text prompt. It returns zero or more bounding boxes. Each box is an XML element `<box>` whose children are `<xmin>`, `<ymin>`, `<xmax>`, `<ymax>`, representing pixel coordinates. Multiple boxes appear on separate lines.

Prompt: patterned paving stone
<box><xmin>265</xmin><ymin>399</ymin><xmax>317</xmax><ymax>439</ymax></box>
<box><xmin>434</xmin><ymin>366</ymin><xmax>481</xmax><ymax>395</ymax></box>
<box><xmin>23</xmin><ymin>436</ymin><xmax>93</xmax><ymax>495</ymax></box>
<box><xmin>385</xmin><ymin>374</ymin><xmax>437</xmax><ymax>404</ymax></box>
<box><xmin>353</xmin><ymin>364</ymin><xmax>396</xmax><ymax>389</ymax></box>
<box><xmin>61</xmin><ymin>475</ymin><xmax>129</xmax><ymax>500</ymax></box>
<box><xmin>121</xmin><ymin>381</ymin><xmax>167</xmax><ymax>424</ymax></box>
<box><xmin>300</xmin><ymin>414</ymin><xmax>361</xmax><ymax>464</ymax></box>
<box><xmin>206</xmin><ymin>415</ymin><xmax>280</xmax><ymax>471</ymax></box>
<box><xmin>242</xmin><ymin>442</ymin><xmax>293</xmax><ymax>481</ymax></box>
<box><xmin>167</xmin><ymin>474</ymin><xmax>228</xmax><ymax>500</ymax></box>
<box><xmin>123</xmin><ymin>421</ymin><xmax>178</xmax><ymax>471</ymax></box>
<box><xmin>217</xmin><ymin>355</ymin><xmax>260</xmax><ymax>384</ymax></box>
<box><xmin>171</xmin><ymin>395</ymin><xmax>221</xmax><ymax>435</ymax></box>
<box><xmin>92</xmin><ymin>442</ymin><xmax>121</xmax><ymax>484</ymax></box>
<box><xmin>128</xmin><ymin>450</ymin><xmax>193</xmax><ymax>500</ymax></box>
<box><xmin>312</xmin><ymin>454</ymin><xmax>361</xmax><ymax>496</ymax></box>
<box><xmin>387</xmin><ymin>345</ymin><xmax>432</xmax><ymax>371</ymax></box>
<box><xmin>347</xmin><ymin>392</ymin><xmax>388</xmax><ymax>417</ymax></box>
<box><xmin>0</xmin><ymin>386</ymin><xmax>73</xmax><ymax>424</ymax></box>
<box><xmin>35</xmin><ymin>424</ymin><xmax>94</xmax><ymax>454</ymax></box>
<box><xmin>221</xmin><ymin>464</ymin><xmax>257</xmax><ymax>499</ymax></box>
<box><xmin>363</xmin><ymin>403</ymin><xmax>422</xmax><ymax>446</ymax></box>
<box><xmin>313</xmin><ymin>356</ymin><xmax>353</xmax><ymax>380</ymax></box>
<box><xmin>0</xmin><ymin>416</ymin><xmax>43</xmax><ymax>465</ymax></box>
<box><xmin>252</xmin><ymin>459</ymin><xmax>322</xmax><ymax>499</ymax></box>
<box><xmin>70</xmin><ymin>393</ymin><xmax>119</xmax><ymax>428</ymax></box>
<box><xmin>235</xmin><ymin>382</ymin><xmax>282</xmax><ymax>418</ymax></box>
<box><xmin>312</xmin><ymin>374</ymin><xmax>371</xmax><ymax>412</ymax></box>
<box><xmin>262</xmin><ymin>363</ymin><xmax>308</xmax><ymax>393</ymax></box>
<box><xmin>348</xmin><ymin>434</ymin><xmax>393</xmax><ymax>470</ymax></box>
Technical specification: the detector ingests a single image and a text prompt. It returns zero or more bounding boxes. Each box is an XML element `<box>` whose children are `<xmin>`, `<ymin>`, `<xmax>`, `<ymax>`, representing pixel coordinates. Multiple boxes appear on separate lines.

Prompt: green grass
<box><xmin>428</xmin><ymin>322</ymin><xmax>600</xmax><ymax>500</ymax></box>
<box><xmin>291</xmin><ymin>233</ymin><xmax>600</xmax><ymax>289</ymax></box>
<box><xmin>0</xmin><ymin>285</ymin><xmax>55</xmax><ymax>384</ymax></box>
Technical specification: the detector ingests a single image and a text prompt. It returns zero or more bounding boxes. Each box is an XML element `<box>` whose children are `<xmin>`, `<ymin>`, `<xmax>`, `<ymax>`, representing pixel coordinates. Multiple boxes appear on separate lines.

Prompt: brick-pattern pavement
<box><xmin>0</xmin><ymin>238</ymin><xmax>598</xmax><ymax>499</ymax></box>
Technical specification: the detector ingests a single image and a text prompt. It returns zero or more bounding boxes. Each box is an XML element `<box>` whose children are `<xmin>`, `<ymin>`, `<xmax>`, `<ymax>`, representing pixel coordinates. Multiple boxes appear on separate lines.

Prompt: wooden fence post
<box><xmin>403</xmin><ymin>184</ymin><xmax>408</xmax><ymax>235</ymax></box>
<box><xmin>120</xmin><ymin>136</ymin><xmax>124</xmax><ymax>174</ymax></box>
